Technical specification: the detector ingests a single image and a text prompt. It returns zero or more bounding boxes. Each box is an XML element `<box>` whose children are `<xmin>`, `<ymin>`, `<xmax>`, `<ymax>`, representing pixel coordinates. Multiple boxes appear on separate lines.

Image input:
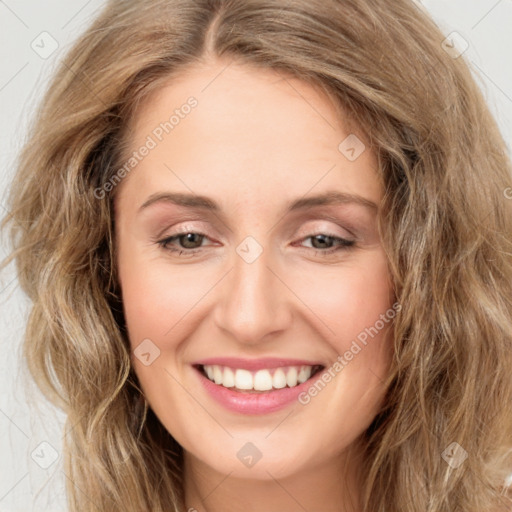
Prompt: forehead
<box><xmin>115</xmin><ymin>59</ymin><xmax>381</xmax><ymax>214</ymax></box>
<box><xmin>129</xmin><ymin>59</ymin><xmax>355</xmax><ymax>152</ymax></box>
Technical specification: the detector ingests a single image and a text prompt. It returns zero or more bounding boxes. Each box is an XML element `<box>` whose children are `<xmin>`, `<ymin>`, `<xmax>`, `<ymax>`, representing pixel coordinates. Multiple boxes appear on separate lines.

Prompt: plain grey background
<box><xmin>1</xmin><ymin>1</ymin><xmax>511</xmax><ymax>510</ymax></box>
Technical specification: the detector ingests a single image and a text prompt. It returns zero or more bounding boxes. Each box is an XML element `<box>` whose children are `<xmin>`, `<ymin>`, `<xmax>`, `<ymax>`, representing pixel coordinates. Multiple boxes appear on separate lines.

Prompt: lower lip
<box><xmin>194</xmin><ymin>366</ymin><xmax>321</xmax><ymax>415</ymax></box>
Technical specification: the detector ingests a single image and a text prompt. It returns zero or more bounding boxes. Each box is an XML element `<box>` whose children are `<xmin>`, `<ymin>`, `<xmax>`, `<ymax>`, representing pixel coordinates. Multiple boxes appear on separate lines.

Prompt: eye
<box><xmin>156</xmin><ymin>231</ymin><xmax>209</xmax><ymax>257</ymax></box>
<box><xmin>297</xmin><ymin>233</ymin><xmax>355</xmax><ymax>256</ymax></box>
<box><xmin>155</xmin><ymin>230</ymin><xmax>355</xmax><ymax>258</ymax></box>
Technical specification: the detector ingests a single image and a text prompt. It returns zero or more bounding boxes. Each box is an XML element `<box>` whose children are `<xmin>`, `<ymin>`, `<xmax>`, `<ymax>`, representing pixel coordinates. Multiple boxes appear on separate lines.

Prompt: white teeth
<box><xmin>254</xmin><ymin>370</ymin><xmax>273</xmax><ymax>391</ymax></box>
<box><xmin>222</xmin><ymin>367</ymin><xmax>235</xmax><ymax>388</ymax></box>
<box><xmin>202</xmin><ymin>364</ymin><xmax>319</xmax><ymax>391</ymax></box>
<box><xmin>286</xmin><ymin>366</ymin><xmax>298</xmax><ymax>387</ymax></box>
<box><xmin>213</xmin><ymin>366</ymin><xmax>223</xmax><ymax>385</ymax></box>
<box><xmin>298</xmin><ymin>365</ymin><xmax>312</xmax><ymax>383</ymax></box>
<box><xmin>272</xmin><ymin>368</ymin><xmax>287</xmax><ymax>389</ymax></box>
<box><xmin>234</xmin><ymin>369</ymin><xmax>253</xmax><ymax>389</ymax></box>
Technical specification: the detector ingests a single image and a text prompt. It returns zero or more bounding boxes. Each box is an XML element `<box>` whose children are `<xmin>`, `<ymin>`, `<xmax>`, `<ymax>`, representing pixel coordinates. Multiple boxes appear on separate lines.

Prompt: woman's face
<box><xmin>114</xmin><ymin>59</ymin><xmax>395</xmax><ymax>481</ymax></box>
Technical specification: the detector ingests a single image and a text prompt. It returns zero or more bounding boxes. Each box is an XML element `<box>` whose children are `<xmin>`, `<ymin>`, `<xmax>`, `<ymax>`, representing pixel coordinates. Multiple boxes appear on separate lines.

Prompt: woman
<box><xmin>2</xmin><ymin>0</ymin><xmax>512</xmax><ymax>511</ymax></box>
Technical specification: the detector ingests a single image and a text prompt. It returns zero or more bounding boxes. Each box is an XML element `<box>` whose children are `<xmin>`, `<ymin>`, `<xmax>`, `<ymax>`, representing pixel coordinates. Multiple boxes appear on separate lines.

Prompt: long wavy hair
<box><xmin>2</xmin><ymin>0</ymin><xmax>512</xmax><ymax>510</ymax></box>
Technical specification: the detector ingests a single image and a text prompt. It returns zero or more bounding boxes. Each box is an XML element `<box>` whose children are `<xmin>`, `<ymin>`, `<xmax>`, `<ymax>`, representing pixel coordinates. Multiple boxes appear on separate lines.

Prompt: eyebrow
<box><xmin>138</xmin><ymin>190</ymin><xmax>378</xmax><ymax>215</ymax></box>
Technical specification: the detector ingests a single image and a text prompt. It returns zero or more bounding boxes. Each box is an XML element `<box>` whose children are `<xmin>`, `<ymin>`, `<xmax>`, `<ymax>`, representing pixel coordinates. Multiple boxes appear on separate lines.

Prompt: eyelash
<box><xmin>155</xmin><ymin>231</ymin><xmax>356</xmax><ymax>258</ymax></box>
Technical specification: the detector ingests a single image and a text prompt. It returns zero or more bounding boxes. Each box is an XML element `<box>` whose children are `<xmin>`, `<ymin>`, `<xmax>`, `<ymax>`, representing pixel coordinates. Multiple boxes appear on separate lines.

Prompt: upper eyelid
<box><xmin>160</xmin><ymin>217</ymin><xmax>358</xmax><ymax>238</ymax></box>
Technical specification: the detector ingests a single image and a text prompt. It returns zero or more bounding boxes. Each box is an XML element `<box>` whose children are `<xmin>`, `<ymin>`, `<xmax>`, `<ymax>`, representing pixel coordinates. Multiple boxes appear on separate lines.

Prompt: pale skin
<box><xmin>114</xmin><ymin>58</ymin><xmax>396</xmax><ymax>512</ymax></box>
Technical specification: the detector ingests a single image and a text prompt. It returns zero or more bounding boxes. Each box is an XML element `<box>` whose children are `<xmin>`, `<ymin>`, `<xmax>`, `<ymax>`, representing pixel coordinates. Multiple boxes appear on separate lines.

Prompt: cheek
<box><xmin>284</xmin><ymin>253</ymin><xmax>395</xmax><ymax>450</ymax></box>
<box><xmin>289</xmin><ymin>249</ymin><xmax>394</xmax><ymax>349</ymax></box>
<box><xmin>118</xmin><ymin>246</ymin><xmax>204</xmax><ymax>349</ymax></box>
<box><xmin>117</xmin><ymin>249</ymin><xmax>209</xmax><ymax>421</ymax></box>
<box><xmin>287</xmin><ymin>248</ymin><xmax>396</xmax><ymax>420</ymax></box>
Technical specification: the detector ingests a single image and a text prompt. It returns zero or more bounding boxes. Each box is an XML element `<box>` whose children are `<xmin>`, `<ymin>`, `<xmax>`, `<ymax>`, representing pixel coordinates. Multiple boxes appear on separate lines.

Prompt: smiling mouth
<box><xmin>195</xmin><ymin>364</ymin><xmax>325</xmax><ymax>393</ymax></box>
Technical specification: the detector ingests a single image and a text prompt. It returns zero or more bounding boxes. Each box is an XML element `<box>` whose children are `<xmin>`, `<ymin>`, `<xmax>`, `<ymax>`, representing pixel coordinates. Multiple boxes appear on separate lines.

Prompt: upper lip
<box><xmin>192</xmin><ymin>357</ymin><xmax>325</xmax><ymax>371</ymax></box>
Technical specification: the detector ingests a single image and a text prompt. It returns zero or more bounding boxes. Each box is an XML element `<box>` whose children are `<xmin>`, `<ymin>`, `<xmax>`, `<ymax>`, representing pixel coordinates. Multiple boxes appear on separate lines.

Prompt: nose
<box><xmin>212</xmin><ymin>245</ymin><xmax>293</xmax><ymax>345</ymax></box>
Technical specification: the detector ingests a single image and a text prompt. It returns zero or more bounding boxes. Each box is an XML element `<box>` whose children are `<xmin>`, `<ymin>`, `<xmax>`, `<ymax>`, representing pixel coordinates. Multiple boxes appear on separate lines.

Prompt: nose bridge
<box><xmin>213</xmin><ymin>240</ymin><xmax>291</xmax><ymax>344</ymax></box>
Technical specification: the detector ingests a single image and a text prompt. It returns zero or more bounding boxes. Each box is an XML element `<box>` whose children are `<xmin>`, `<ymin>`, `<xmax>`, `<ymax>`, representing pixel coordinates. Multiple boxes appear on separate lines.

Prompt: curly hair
<box><xmin>2</xmin><ymin>0</ymin><xmax>512</xmax><ymax>510</ymax></box>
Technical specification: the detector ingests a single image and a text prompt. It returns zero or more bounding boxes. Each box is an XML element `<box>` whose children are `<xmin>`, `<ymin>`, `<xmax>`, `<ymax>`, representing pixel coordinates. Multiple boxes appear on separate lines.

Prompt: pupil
<box><xmin>182</xmin><ymin>233</ymin><xmax>201</xmax><ymax>248</ymax></box>
<box><xmin>313</xmin><ymin>234</ymin><xmax>331</xmax><ymax>249</ymax></box>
